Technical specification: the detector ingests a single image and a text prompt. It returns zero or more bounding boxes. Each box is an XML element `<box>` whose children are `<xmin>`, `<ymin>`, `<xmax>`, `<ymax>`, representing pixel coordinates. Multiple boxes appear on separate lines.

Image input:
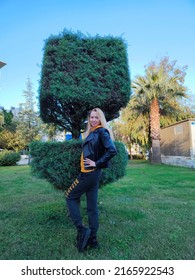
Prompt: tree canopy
<box><xmin>39</xmin><ymin>29</ymin><xmax>131</xmax><ymax>138</ymax></box>
<box><xmin>113</xmin><ymin>57</ymin><xmax>194</xmax><ymax>163</ymax></box>
<box><xmin>0</xmin><ymin>78</ymin><xmax>41</xmax><ymax>152</ymax></box>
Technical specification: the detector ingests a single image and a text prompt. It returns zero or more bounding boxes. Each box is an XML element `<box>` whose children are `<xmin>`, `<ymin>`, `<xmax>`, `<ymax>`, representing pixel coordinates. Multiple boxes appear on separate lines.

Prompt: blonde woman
<box><xmin>65</xmin><ymin>108</ymin><xmax>117</xmax><ymax>252</ymax></box>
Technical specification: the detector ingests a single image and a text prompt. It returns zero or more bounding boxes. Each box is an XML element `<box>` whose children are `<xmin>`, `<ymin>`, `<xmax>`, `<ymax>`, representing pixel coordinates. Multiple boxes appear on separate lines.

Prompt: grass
<box><xmin>0</xmin><ymin>161</ymin><xmax>194</xmax><ymax>260</ymax></box>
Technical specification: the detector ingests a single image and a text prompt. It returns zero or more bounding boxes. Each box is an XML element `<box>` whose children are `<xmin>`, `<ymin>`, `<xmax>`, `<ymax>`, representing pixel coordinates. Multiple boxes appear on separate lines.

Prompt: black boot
<box><xmin>76</xmin><ymin>226</ymin><xmax>91</xmax><ymax>252</ymax></box>
<box><xmin>88</xmin><ymin>236</ymin><xmax>99</xmax><ymax>249</ymax></box>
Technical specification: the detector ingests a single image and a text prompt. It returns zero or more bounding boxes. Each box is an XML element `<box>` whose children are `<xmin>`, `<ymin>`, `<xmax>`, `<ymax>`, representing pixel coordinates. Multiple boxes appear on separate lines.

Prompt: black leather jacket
<box><xmin>82</xmin><ymin>127</ymin><xmax>117</xmax><ymax>170</ymax></box>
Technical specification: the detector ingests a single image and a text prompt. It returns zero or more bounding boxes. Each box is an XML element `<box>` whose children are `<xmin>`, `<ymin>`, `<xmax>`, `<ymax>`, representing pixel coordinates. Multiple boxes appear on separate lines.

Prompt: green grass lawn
<box><xmin>0</xmin><ymin>161</ymin><xmax>194</xmax><ymax>260</ymax></box>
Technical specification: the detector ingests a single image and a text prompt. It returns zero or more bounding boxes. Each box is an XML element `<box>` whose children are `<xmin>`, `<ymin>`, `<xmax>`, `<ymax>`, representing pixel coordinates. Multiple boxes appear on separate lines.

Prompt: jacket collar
<box><xmin>90</xmin><ymin>125</ymin><xmax>103</xmax><ymax>132</ymax></box>
<box><xmin>83</xmin><ymin>133</ymin><xmax>94</xmax><ymax>144</ymax></box>
<box><xmin>83</xmin><ymin>125</ymin><xmax>102</xmax><ymax>144</ymax></box>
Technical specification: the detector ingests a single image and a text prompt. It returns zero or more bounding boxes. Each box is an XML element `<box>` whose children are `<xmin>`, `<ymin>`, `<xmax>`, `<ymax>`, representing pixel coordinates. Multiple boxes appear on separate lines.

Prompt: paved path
<box><xmin>17</xmin><ymin>156</ymin><xmax>30</xmax><ymax>165</ymax></box>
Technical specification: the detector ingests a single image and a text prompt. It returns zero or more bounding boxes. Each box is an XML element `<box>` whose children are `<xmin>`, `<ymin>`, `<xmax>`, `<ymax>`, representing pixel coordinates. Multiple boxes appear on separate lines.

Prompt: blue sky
<box><xmin>0</xmin><ymin>0</ymin><xmax>195</xmax><ymax>109</ymax></box>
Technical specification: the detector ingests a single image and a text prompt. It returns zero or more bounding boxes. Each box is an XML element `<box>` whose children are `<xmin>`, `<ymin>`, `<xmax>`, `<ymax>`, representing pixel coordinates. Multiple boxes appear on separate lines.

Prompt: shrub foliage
<box><xmin>39</xmin><ymin>29</ymin><xmax>131</xmax><ymax>138</ymax></box>
<box><xmin>0</xmin><ymin>150</ymin><xmax>21</xmax><ymax>166</ymax></box>
<box><xmin>30</xmin><ymin>141</ymin><xmax>128</xmax><ymax>190</ymax></box>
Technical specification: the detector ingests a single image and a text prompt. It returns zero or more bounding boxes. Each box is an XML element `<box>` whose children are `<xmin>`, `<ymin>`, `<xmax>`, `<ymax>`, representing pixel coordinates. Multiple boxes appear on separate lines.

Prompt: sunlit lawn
<box><xmin>0</xmin><ymin>161</ymin><xmax>194</xmax><ymax>260</ymax></box>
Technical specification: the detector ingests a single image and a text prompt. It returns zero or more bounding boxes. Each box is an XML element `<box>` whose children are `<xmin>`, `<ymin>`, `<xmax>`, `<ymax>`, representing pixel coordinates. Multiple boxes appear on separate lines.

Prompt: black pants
<box><xmin>65</xmin><ymin>169</ymin><xmax>102</xmax><ymax>236</ymax></box>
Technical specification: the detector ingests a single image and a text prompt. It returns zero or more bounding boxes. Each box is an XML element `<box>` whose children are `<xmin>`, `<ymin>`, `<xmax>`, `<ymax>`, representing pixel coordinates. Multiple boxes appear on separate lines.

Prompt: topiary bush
<box><xmin>100</xmin><ymin>141</ymin><xmax>128</xmax><ymax>185</ymax></box>
<box><xmin>39</xmin><ymin>29</ymin><xmax>131</xmax><ymax>138</ymax></box>
<box><xmin>30</xmin><ymin>140</ymin><xmax>81</xmax><ymax>190</ymax></box>
<box><xmin>0</xmin><ymin>150</ymin><xmax>21</xmax><ymax>166</ymax></box>
<box><xmin>30</xmin><ymin>140</ymin><xmax>128</xmax><ymax>191</ymax></box>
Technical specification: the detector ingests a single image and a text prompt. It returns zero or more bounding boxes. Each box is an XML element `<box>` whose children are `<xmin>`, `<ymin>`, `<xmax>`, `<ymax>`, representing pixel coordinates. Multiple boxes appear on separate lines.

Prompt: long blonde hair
<box><xmin>85</xmin><ymin>108</ymin><xmax>114</xmax><ymax>140</ymax></box>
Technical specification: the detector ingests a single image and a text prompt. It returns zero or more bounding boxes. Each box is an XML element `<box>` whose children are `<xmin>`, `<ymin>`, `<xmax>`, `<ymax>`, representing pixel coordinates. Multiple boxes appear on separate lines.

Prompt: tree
<box><xmin>112</xmin><ymin>103</ymin><xmax>150</xmax><ymax>159</ymax></box>
<box><xmin>39</xmin><ymin>29</ymin><xmax>131</xmax><ymax>138</ymax></box>
<box><xmin>41</xmin><ymin>123</ymin><xmax>61</xmax><ymax>141</ymax></box>
<box><xmin>0</xmin><ymin>111</ymin><xmax>4</xmax><ymax>131</ymax></box>
<box><xmin>0</xmin><ymin>129</ymin><xmax>25</xmax><ymax>152</ymax></box>
<box><xmin>131</xmin><ymin>57</ymin><xmax>188</xmax><ymax>163</ymax></box>
<box><xmin>113</xmin><ymin>89</ymin><xmax>195</xmax><ymax>161</ymax></box>
<box><xmin>0</xmin><ymin>109</ymin><xmax>18</xmax><ymax>150</ymax></box>
<box><xmin>0</xmin><ymin>109</ymin><xmax>14</xmax><ymax>131</ymax></box>
<box><xmin>17</xmin><ymin>78</ymin><xmax>41</xmax><ymax>155</ymax></box>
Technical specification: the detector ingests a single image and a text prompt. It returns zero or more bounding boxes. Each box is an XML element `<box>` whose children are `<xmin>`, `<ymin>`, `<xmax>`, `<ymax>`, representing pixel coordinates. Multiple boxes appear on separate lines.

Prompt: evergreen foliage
<box><xmin>17</xmin><ymin>77</ymin><xmax>41</xmax><ymax>149</ymax></box>
<box><xmin>100</xmin><ymin>140</ymin><xmax>128</xmax><ymax>185</ymax></box>
<box><xmin>39</xmin><ymin>29</ymin><xmax>131</xmax><ymax>138</ymax></box>
<box><xmin>0</xmin><ymin>78</ymin><xmax>42</xmax><ymax>152</ymax></box>
<box><xmin>30</xmin><ymin>140</ymin><xmax>128</xmax><ymax>190</ymax></box>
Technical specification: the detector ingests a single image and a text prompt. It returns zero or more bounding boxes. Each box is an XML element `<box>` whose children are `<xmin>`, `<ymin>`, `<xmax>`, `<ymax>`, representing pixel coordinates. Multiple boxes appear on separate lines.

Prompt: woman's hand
<box><xmin>84</xmin><ymin>158</ymin><xmax>96</xmax><ymax>167</ymax></box>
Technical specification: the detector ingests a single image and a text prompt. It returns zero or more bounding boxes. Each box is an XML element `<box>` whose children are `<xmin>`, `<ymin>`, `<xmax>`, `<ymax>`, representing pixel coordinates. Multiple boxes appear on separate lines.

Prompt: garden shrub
<box><xmin>0</xmin><ymin>150</ymin><xmax>21</xmax><ymax>166</ymax></box>
<box><xmin>30</xmin><ymin>140</ymin><xmax>81</xmax><ymax>190</ymax></box>
<box><xmin>30</xmin><ymin>140</ymin><xmax>128</xmax><ymax>191</ymax></box>
<box><xmin>100</xmin><ymin>141</ymin><xmax>128</xmax><ymax>185</ymax></box>
<box><xmin>132</xmin><ymin>154</ymin><xmax>143</xmax><ymax>160</ymax></box>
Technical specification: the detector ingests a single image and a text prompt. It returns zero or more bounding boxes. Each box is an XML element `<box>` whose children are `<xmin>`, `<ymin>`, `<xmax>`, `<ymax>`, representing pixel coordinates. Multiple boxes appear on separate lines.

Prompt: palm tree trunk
<box><xmin>150</xmin><ymin>98</ymin><xmax>161</xmax><ymax>163</ymax></box>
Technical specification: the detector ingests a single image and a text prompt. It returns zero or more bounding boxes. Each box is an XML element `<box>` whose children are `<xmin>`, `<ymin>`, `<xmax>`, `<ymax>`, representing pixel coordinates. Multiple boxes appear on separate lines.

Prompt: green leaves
<box><xmin>0</xmin><ymin>150</ymin><xmax>20</xmax><ymax>166</ymax></box>
<box><xmin>30</xmin><ymin>140</ymin><xmax>128</xmax><ymax>190</ymax></box>
<box><xmin>39</xmin><ymin>30</ymin><xmax>131</xmax><ymax>138</ymax></box>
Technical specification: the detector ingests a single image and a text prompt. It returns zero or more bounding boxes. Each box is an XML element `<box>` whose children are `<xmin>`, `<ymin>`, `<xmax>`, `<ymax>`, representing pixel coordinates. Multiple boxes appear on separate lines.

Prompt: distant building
<box><xmin>41</xmin><ymin>130</ymin><xmax>66</xmax><ymax>142</ymax></box>
<box><xmin>0</xmin><ymin>106</ymin><xmax>22</xmax><ymax>118</ymax></box>
<box><xmin>10</xmin><ymin>107</ymin><xmax>22</xmax><ymax>119</ymax></box>
<box><xmin>160</xmin><ymin>119</ymin><xmax>195</xmax><ymax>168</ymax></box>
<box><xmin>0</xmin><ymin>61</ymin><xmax>6</xmax><ymax>69</ymax></box>
<box><xmin>0</xmin><ymin>61</ymin><xmax>6</xmax><ymax>108</ymax></box>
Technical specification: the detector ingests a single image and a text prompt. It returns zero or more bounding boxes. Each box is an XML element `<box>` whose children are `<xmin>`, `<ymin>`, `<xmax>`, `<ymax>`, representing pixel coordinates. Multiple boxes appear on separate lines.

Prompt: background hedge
<box><xmin>0</xmin><ymin>150</ymin><xmax>21</xmax><ymax>166</ymax></box>
<box><xmin>30</xmin><ymin>140</ymin><xmax>128</xmax><ymax>190</ymax></box>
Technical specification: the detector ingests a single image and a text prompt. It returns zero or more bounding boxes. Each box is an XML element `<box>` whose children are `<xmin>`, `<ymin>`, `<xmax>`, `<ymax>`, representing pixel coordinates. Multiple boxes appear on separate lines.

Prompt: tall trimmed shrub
<box><xmin>30</xmin><ymin>141</ymin><xmax>128</xmax><ymax>190</ymax></box>
<box><xmin>39</xmin><ymin>29</ymin><xmax>131</xmax><ymax>138</ymax></box>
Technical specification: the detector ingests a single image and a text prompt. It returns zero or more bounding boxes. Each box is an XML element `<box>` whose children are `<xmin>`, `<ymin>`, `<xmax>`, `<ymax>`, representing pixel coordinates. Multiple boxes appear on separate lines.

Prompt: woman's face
<box><xmin>90</xmin><ymin>110</ymin><xmax>101</xmax><ymax>127</ymax></box>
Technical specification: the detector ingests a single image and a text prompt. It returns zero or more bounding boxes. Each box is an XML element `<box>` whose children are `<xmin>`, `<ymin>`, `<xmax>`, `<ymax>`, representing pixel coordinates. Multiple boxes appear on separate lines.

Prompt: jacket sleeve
<box><xmin>95</xmin><ymin>128</ymin><xmax>117</xmax><ymax>168</ymax></box>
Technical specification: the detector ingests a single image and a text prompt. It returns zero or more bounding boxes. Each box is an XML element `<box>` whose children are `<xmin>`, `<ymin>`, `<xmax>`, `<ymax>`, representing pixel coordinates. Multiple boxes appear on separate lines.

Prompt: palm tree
<box><xmin>131</xmin><ymin>57</ymin><xmax>187</xmax><ymax>163</ymax></box>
